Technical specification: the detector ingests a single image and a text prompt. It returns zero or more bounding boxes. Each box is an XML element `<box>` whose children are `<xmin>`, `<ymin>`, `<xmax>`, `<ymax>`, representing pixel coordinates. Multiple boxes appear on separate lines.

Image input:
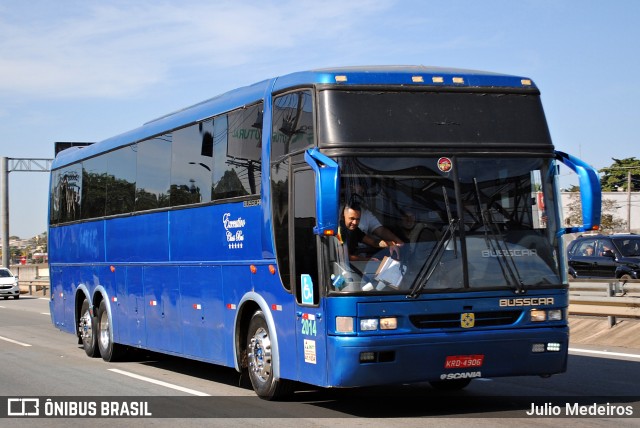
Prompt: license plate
<box><xmin>444</xmin><ymin>354</ymin><xmax>484</xmax><ymax>369</ymax></box>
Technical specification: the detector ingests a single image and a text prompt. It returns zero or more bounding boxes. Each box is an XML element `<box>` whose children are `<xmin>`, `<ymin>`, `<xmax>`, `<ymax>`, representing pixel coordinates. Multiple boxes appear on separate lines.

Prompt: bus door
<box><xmin>292</xmin><ymin>167</ymin><xmax>327</xmax><ymax>386</ymax></box>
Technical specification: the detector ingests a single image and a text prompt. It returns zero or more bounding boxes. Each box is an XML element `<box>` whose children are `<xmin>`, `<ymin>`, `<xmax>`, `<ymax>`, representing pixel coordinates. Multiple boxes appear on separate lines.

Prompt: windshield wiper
<box><xmin>473</xmin><ymin>178</ymin><xmax>525</xmax><ymax>293</ymax></box>
<box><xmin>407</xmin><ymin>187</ymin><xmax>458</xmax><ymax>299</ymax></box>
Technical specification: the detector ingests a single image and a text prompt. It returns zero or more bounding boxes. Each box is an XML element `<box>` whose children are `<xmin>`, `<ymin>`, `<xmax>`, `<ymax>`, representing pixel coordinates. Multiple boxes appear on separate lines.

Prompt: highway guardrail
<box><xmin>569</xmin><ymin>279</ymin><xmax>640</xmax><ymax>325</ymax></box>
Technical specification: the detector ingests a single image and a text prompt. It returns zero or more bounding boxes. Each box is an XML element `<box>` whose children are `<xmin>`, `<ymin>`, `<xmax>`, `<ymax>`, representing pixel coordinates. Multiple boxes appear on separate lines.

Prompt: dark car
<box><xmin>567</xmin><ymin>234</ymin><xmax>640</xmax><ymax>279</ymax></box>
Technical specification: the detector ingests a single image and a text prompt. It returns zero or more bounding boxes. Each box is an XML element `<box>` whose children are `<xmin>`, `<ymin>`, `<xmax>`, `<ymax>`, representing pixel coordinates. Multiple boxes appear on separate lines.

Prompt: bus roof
<box><xmin>52</xmin><ymin>65</ymin><xmax>537</xmax><ymax>169</ymax></box>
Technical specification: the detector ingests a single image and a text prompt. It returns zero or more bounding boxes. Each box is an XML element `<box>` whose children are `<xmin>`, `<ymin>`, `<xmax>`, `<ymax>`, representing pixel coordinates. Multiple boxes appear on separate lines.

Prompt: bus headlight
<box><xmin>547</xmin><ymin>309</ymin><xmax>563</xmax><ymax>321</ymax></box>
<box><xmin>360</xmin><ymin>319</ymin><xmax>379</xmax><ymax>331</ymax></box>
<box><xmin>530</xmin><ymin>309</ymin><xmax>547</xmax><ymax>322</ymax></box>
<box><xmin>530</xmin><ymin>309</ymin><xmax>564</xmax><ymax>322</ymax></box>
<box><xmin>380</xmin><ymin>317</ymin><xmax>398</xmax><ymax>330</ymax></box>
<box><xmin>359</xmin><ymin>317</ymin><xmax>398</xmax><ymax>331</ymax></box>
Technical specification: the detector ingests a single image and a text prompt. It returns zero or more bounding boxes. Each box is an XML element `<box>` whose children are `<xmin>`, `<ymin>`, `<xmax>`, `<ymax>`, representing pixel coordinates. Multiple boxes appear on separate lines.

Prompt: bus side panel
<box><xmin>170</xmin><ymin>203</ymin><xmax>263</xmax><ymax>263</ymax></box>
<box><xmin>144</xmin><ymin>266</ymin><xmax>182</xmax><ymax>353</ymax></box>
<box><xmin>127</xmin><ymin>267</ymin><xmax>146</xmax><ymax>348</ymax></box>
<box><xmin>180</xmin><ymin>265</ymin><xmax>226</xmax><ymax>363</ymax></box>
<box><xmin>111</xmin><ymin>265</ymin><xmax>145</xmax><ymax>348</ymax></box>
<box><xmin>49</xmin><ymin>266</ymin><xmax>74</xmax><ymax>333</ymax></box>
<box><xmin>49</xmin><ymin>221</ymin><xmax>105</xmax><ymax>264</ymax></box>
<box><xmin>106</xmin><ymin>213</ymin><xmax>169</xmax><ymax>262</ymax></box>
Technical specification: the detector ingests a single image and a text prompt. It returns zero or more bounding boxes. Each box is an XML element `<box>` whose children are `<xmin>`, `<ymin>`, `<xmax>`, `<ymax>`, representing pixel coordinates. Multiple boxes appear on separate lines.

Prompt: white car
<box><xmin>0</xmin><ymin>268</ymin><xmax>20</xmax><ymax>299</ymax></box>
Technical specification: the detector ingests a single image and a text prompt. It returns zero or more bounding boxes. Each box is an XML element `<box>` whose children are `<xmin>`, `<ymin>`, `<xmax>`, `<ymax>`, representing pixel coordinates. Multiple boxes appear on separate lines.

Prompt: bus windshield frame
<box><xmin>322</xmin><ymin>155</ymin><xmax>562</xmax><ymax>295</ymax></box>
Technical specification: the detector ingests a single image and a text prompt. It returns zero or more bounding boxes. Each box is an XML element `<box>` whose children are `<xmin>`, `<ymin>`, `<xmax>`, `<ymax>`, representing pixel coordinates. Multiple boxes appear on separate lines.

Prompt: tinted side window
<box><xmin>81</xmin><ymin>156</ymin><xmax>107</xmax><ymax>219</ymax></box>
<box><xmin>136</xmin><ymin>135</ymin><xmax>172</xmax><ymax>211</ymax></box>
<box><xmin>54</xmin><ymin>164</ymin><xmax>82</xmax><ymax>223</ymax></box>
<box><xmin>170</xmin><ymin>123</ymin><xmax>213</xmax><ymax>206</ymax></box>
<box><xmin>213</xmin><ymin>103</ymin><xmax>263</xmax><ymax>199</ymax></box>
<box><xmin>272</xmin><ymin>91</ymin><xmax>314</xmax><ymax>159</ymax></box>
<box><xmin>105</xmin><ymin>147</ymin><xmax>136</xmax><ymax>215</ymax></box>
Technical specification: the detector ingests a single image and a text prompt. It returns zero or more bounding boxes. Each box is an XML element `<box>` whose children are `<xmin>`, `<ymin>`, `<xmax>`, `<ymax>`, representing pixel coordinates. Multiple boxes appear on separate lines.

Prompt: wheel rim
<box><xmin>98</xmin><ymin>310</ymin><xmax>110</xmax><ymax>351</ymax></box>
<box><xmin>79</xmin><ymin>309</ymin><xmax>93</xmax><ymax>342</ymax></box>
<box><xmin>248</xmin><ymin>327</ymin><xmax>272</xmax><ymax>383</ymax></box>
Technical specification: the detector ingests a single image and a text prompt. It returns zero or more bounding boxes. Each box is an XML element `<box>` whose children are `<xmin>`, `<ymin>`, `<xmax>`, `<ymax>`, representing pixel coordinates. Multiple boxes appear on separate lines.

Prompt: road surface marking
<box><xmin>0</xmin><ymin>335</ymin><xmax>32</xmax><ymax>347</ymax></box>
<box><xmin>108</xmin><ymin>368</ymin><xmax>210</xmax><ymax>396</ymax></box>
<box><xmin>569</xmin><ymin>347</ymin><xmax>640</xmax><ymax>360</ymax></box>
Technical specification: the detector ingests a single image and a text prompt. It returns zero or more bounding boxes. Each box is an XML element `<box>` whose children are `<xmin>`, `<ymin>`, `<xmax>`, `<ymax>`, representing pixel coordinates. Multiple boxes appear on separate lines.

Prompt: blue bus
<box><xmin>48</xmin><ymin>66</ymin><xmax>601</xmax><ymax>400</ymax></box>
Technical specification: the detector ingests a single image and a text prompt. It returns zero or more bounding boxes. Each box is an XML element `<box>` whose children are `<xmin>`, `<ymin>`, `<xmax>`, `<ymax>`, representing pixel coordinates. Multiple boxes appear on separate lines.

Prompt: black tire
<box><xmin>246</xmin><ymin>311</ymin><xmax>293</xmax><ymax>400</ymax></box>
<box><xmin>14</xmin><ymin>294</ymin><xmax>20</xmax><ymax>299</ymax></box>
<box><xmin>429</xmin><ymin>378</ymin><xmax>472</xmax><ymax>391</ymax></box>
<box><xmin>96</xmin><ymin>299</ymin><xmax>126</xmax><ymax>362</ymax></box>
<box><xmin>79</xmin><ymin>298</ymin><xmax>99</xmax><ymax>358</ymax></box>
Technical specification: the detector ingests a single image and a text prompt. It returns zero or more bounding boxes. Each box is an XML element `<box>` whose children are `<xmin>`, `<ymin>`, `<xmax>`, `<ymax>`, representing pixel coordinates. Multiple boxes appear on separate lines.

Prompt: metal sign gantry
<box><xmin>1</xmin><ymin>157</ymin><xmax>53</xmax><ymax>268</ymax></box>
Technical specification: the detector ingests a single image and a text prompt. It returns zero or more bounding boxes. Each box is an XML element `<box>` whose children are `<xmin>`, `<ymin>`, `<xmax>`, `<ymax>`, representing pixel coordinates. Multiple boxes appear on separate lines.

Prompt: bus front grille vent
<box><xmin>409</xmin><ymin>311</ymin><xmax>522</xmax><ymax>329</ymax></box>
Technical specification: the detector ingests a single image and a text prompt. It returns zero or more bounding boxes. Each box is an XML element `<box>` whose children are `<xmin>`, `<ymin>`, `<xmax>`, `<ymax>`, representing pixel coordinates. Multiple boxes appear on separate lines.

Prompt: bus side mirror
<box><xmin>304</xmin><ymin>148</ymin><xmax>339</xmax><ymax>235</ymax></box>
<box><xmin>555</xmin><ymin>150</ymin><xmax>601</xmax><ymax>234</ymax></box>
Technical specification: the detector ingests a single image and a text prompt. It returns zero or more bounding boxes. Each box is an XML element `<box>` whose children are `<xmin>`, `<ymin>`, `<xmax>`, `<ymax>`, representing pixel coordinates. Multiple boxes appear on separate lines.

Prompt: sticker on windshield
<box><xmin>437</xmin><ymin>157</ymin><xmax>453</xmax><ymax>173</ymax></box>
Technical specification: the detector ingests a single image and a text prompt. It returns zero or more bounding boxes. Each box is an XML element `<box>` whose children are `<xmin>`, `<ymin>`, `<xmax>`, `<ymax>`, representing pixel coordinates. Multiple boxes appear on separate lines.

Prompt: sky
<box><xmin>1</xmin><ymin>0</ymin><xmax>638</xmax><ymax>239</ymax></box>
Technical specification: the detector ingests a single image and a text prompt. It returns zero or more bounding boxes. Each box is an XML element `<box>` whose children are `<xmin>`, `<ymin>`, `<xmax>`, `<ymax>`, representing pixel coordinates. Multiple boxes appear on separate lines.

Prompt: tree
<box><xmin>564</xmin><ymin>193</ymin><xmax>626</xmax><ymax>232</ymax></box>
<box><xmin>600</xmin><ymin>157</ymin><xmax>640</xmax><ymax>192</ymax></box>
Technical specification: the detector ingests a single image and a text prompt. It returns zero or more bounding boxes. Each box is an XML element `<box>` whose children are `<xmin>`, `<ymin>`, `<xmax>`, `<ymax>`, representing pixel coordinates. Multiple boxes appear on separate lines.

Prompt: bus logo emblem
<box><xmin>437</xmin><ymin>157</ymin><xmax>453</xmax><ymax>173</ymax></box>
<box><xmin>461</xmin><ymin>313</ymin><xmax>475</xmax><ymax>328</ymax></box>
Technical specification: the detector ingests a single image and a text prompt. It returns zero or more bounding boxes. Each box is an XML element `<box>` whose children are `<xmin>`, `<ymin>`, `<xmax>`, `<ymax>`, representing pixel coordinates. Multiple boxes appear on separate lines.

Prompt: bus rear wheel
<box><xmin>79</xmin><ymin>298</ymin><xmax>99</xmax><ymax>358</ymax></box>
<box><xmin>246</xmin><ymin>311</ymin><xmax>293</xmax><ymax>400</ymax></box>
<box><xmin>96</xmin><ymin>300</ymin><xmax>125</xmax><ymax>362</ymax></box>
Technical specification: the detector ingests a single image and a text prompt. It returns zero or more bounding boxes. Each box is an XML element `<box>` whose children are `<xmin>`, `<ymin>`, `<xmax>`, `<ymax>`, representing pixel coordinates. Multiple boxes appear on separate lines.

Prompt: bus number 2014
<box><xmin>301</xmin><ymin>319</ymin><xmax>317</xmax><ymax>336</ymax></box>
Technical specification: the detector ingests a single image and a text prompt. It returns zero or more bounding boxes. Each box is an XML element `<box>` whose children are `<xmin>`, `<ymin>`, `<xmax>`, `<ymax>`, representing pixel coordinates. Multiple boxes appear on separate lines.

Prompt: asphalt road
<box><xmin>1</xmin><ymin>296</ymin><xmax>639</xmax><ymax>427</ymax></box>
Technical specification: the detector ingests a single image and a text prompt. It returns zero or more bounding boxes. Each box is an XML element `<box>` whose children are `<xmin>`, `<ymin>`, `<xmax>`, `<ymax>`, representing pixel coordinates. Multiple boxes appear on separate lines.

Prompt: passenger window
<box><xmin>212</xmin><ymin>103</ymin><xmax>263</xmax><ymax>199</ymax></box>
<box><xmin>136</xmin><ymin>135</ymin><xmax>172</xmax><ymax>211</ymax></box>
<box><xmin>171</xmin><ymin>123</ymin><xmax>213</xmax><ymax>206</ymax></box>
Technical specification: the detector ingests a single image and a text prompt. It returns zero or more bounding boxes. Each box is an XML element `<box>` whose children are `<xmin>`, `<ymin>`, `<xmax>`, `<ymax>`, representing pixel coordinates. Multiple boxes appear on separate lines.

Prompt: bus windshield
<box><xmin>323</xmin><ymin>156</ymin><xmax>562</xmax><ymax>294</ymax></box>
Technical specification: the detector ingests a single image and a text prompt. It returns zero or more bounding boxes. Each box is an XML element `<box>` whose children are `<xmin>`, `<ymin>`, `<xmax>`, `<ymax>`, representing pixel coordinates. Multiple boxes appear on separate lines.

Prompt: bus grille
<box><xmin>409</xmin><ymin>310</ymin><xmax>521</xmax><ymax>329</ymax></box>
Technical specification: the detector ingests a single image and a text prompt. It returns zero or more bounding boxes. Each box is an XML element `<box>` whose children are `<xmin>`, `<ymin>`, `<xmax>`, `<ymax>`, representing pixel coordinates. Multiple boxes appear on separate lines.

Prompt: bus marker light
<box><xmin>268</xmin><ymin>265</ymin><xmax>276</xmax><ymax>275</ymax></box>
<box><xmin>335</xmin><ymin>75</ymin><xmax>347</xmax><ymax>82</ymax></box>
<box><xmin>521</xmin><ymin>79</ymin><xmax>532</xmax><ymax>86</ymax></box>
<box><xmin>112</xmin><ymin>296</ymin><xmax>117</xmax><ymax>302</ymax></box>
<box><xmin>271</xmin><ymin>304</ymin><xmax>282</xmax><ymax>311</ymax></box>
<box><xmin>226</xmin><ymin>303</ymin><xmax>236</xmax><ymax>310</ymax></box>
<box><xmin>412</xmin><ymin>76</ymin><xmax>424</xmax><ymax>83</ymax></box>
<box><xmin>336</xmin><ymin>316</ymin><xmax>354</xmax><ymax>333</ymax></box>
<box><xmin>453</xmin><ymin>77</ymin><xmax>465</xmax><ymax>84</ymax></box>
<box><xmin>193</xmin><ymin>304</ymin><xmax>201</xmax><ymax>310</ymax></box>
<box><xmin>110</xmin><ymin>265</ymin><xmax>116</xmax><ymax>273</ymax></box>
<box><xmin>150</xmin><ymin>300</ymin><xmax>157</xmax><ymax>306</ymax></box>
<box><xmin>250</xmin><ymin>265</ymin><xmax>257</xmax><ymax>274</ymax></box>
<box><xmin>432</xmin><ymin>76</ymin><xmax>444</xmax><ymax>83</ymax></box>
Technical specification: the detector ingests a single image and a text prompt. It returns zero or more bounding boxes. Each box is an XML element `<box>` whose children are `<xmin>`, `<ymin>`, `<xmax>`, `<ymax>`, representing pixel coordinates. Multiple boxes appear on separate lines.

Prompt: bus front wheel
<box><xmin>246</xmin><ymin>311</ymin><xmax>292</xmax><ymax>400</ymax></box>
<box><xmin>79</xmin><ymin>298</ymin><xmax>99</xmax><ymax>358</ymax></box>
